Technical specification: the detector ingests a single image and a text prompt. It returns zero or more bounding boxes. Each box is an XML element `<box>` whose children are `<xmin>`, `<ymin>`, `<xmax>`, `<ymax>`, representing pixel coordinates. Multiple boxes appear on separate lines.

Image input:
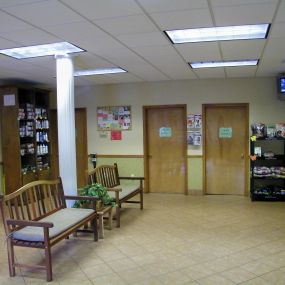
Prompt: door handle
<box><xmin>241</xmin><ymin>153</ymin><xmax>244</xmax><ymax>159</ymax></box>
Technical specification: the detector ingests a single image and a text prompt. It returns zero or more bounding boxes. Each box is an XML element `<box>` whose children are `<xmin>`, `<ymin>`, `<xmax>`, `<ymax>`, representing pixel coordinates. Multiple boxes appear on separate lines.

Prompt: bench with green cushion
<box><xmin>0</xmin><ymin>178</ymin><xmax>99</xmax><ymax>282</ymax></box>
<box><xmin>87</xmin><ymin>163</ymin><xmax>144</xmax><ymax>227</ymax></box>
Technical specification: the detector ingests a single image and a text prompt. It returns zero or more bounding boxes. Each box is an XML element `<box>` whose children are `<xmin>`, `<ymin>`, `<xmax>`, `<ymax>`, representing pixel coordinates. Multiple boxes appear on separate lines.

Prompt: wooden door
<box><xmin>203</xmin><ymin>104</ymin><xmax>249</xmax><ymax>195</ymax></box>
<box><xmin>49</xmin><ymin>108</ymin><xmax>88</xmax><ymax>187</ymax></box>
<box><xmin>144</xmin><ymin>105</ymin><xmax>187</xmax><ymax>194</ymax></box>
<box><xmin>75</xmin><ymin>109</ymin><xmax>88</xmax><ymax>187</ymax></box>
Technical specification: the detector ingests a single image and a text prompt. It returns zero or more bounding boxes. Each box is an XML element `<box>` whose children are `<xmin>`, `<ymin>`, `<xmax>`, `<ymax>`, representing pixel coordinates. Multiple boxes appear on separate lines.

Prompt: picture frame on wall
<box><xmin>97</xmin><ymin>106</ymin><xmax>131</xmax><ymax>131</ymax></box>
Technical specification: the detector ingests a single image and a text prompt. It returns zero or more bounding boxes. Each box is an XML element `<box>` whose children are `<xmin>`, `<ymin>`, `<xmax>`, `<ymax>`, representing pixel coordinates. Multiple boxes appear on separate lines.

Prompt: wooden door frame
<box><xmin>202</xmin><ymin>103</ymin><xmax>249</xmax><ymax>196</ymax></box>
<box><xmin>143</xmin><ymin>104</ymin><xmax>188</xmax><ymax>194</ymax></box>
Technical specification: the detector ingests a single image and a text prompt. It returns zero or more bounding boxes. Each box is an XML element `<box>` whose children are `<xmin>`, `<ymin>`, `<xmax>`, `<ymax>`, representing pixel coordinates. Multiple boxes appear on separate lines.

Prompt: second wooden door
<box><xmin>203</xmin><ymin>104</ymin><xmax>249</xmax><ymax>195</ymax></box>
<box><xmin>144</xmin><ymin>105</ymin><xmax>187</xmax><ymax>194</ymax></box>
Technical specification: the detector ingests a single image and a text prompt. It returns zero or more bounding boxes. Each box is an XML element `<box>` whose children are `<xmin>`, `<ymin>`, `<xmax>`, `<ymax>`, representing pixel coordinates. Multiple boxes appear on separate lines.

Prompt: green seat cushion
<box><xmin>12</xmin><ymin>208</ymin><xmax>95</xmax><ymax>242</ymax></box>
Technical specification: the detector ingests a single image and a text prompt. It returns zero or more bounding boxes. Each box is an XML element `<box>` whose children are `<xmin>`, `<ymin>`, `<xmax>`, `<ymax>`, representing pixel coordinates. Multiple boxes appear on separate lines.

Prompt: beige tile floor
<box><xmin>1</xmin><ymin>194</ymin><xmax>285</xmax><ymax>284</ymax></box>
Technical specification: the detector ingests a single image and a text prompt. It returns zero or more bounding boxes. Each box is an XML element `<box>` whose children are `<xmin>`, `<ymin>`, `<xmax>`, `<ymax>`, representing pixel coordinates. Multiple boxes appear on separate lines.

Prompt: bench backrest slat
<box><xmin>87</xmin><ymin>164</ymin><xmax>120</xmax><ymax>188</ymax></box>
<box><xmin>0</xmin><ymin>178</ymin><xmax>65</xmax><ymax>235</ymax></box>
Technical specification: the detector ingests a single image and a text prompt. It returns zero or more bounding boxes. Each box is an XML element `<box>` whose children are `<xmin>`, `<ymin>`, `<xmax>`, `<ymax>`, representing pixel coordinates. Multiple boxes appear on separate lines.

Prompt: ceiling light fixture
<box><xmin>165</xmin><ymin>24</ymin><xmax>270</xmax><ymax>44</ymax></box>
<box><xmin>0</xmin><ymin>42</ymin><xmax>84</xmax><ymax>59</ymax></box>
<box><xmin>74</xmin><ymin>67</ymin><xmax>127</xmax><ymax>76</ymax></box>
<box><xmin>190</xmin><ymin>60</ymin><xmax>259</xmax><ymax>69</ymax></box>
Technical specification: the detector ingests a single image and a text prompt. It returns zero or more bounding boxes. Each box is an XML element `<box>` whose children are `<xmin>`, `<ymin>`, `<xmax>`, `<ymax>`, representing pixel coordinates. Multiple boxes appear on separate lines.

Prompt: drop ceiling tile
<box><xmin>105</xmin><ymin>73</ymin><xmax>144</xmax><ymax>83</ymax></box>
<box><xmin>270</xmin><ymin>22</ymin><xmax>285</xmax><ymax>39</ymax></box>
<box><xmin>137</xmin><ymin>0</ymin><xmax>208</xmax><ymax>13</ymax></box>
<box><xmin>0</xmin><ymin>10</ymin><xmax>34</xmax><ymax>33</ymax></box>
<box><xmin>3</xmin><ymin>0</ymin><xmax>84</xmax><ymax>28</ymax></box>
<box><xmin>220</xmin><ymin>40</ymin><xmax>266</xmax><ymax>60</ymax></box>
<box><xmin>73</xmin><ymin>54</ymin><xmax>114</xmax><ymax>70</ymax></box>
<box><xmin>44</xmin><ymin>21</ymin><xmax>108</xmax><ymax>40</ymax></box>
<box><xmin>275</xmin><ymin>0</ymin><xmax>285</xmax><ymax>22</ymax></box>
<box><xmin>150</xmin><ymin>9</ymin><xmax>213</xmax><ymax>30</ymax></box>
<box><xmin>0</xmin><ymin>37</ymin><xmax>19</xmax><ymax>48</ymax></box>
<box><xmin>132</xmin><ymin>45</ymin><xmax>179</xmax><ymax>60</ymax></box>
<box><xmin>0</xmin><ymin>0</ymin><xmax>46</xmax><ymax>8</ymax></box>
<box><xmin>60</xmin><ymin>0</ymin><xmax>142</xmax><ymax>20</ymax></box>
<box><xmin>257</xmin><ymin>58</ymin><xmax>285</xmax><ymax>76</ymax></box>
<box><xmin>82</xmin><ymin>38</ymin><xmax>126</xmax><ymax>55</ymax></box>
<box><xmin>176</xmin><ymin>42</ymin><xmax>221</xmax><ymax>62</ymax></box>
<box><xmin>211</xmin><ymin>0</ymin><xmax>278</xmax><ymax>7</ymax></box>
<box><xmin>154</xmin><ymin>63</ymin><xmax>197</xmax><ymax>80</ymax></box>
<box><xmin>93</xmin><ymin>14</ymin><xmax>158</xmax><ymax>35</ymax></box>
<box><xmin>116</xmin><ymin>32</ymin><xmax>170</xmax><ymax>48</ymax></box>
<box><xmin>212</xmin><ymin>3</ymin><xmax>276</xmax><ymax>25</ymax></box>
<box><xmin>193</xmin><ymin>68</ymin><xmax>226</xmax><ymax>79</ymax></box>
<box><xmin>127</xmin><ymin>63</ymin><xmax>170</xmax><ymax>81</ymax></box>
<box><xmin>45</xmin><ymin>21</ymin><xmax>127</xmax><ymax>54</ymax></box>
<box><xmin>95</xmin><ymin>48</ymin><xmax>146</xmax><ymax>66</ymax></box>
<box><xmin>194</xmin><ymin>68</ymin><xmax>226</xmax><ymax>78</ymax></box>
<box><xmin>1</xmin><ymin>28</ymin><xmax>60</xmax><ymax>46</ymax></box>
<box><xmin>262</xmin><ymin>38</ymin><xmax>285</xmax><ymax>60</ymax></box>
<box><xmin>226</xmin><ymin>66</ymin><xmax>257</xmax><ymax>78</ymax></box>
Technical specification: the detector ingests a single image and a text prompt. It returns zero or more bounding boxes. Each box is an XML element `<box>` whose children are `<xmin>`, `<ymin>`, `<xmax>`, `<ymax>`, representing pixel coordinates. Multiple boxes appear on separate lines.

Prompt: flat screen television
<box><xmin>279</xmin><ymin>76</ymin><xmax>285</xmax><ymax>93</ymax></box>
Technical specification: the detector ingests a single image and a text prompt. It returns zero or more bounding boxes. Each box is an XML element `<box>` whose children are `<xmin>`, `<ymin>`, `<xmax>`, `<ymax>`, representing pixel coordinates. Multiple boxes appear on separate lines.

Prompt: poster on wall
<box><xmin>187</xmin><ymin>131</ymin><xmax>202</xmax><ymax>145</ymax></box>
<box><xmin>97</xmin><ymin>106</ymin><xmax>131</xmax><ymax>131</ymax></box>
<box><xmin>187</xmin><ymin>113</ymin><xmax>202</xmax><ymax>146</ymax></box>
<box><xmin>187</xmin><ymin>114</ymin><xmax>195</xmax><ymax>130</ymax></box>
<box><xmin>194</xmin><ymin>114</ymin><xmax>202</xmax><ymax>128</ymax></box>
<box><xmin>111</xmin><ymin>130</ymin><xmax>122</xmax><ymax>140</ymax></box>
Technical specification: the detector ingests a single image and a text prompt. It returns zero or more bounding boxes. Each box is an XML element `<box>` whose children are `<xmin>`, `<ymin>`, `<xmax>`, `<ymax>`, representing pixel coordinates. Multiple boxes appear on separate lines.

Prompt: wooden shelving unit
<box><xmin>0</xmin><ymin>86</ymin><xmax>51</xmax><ymax>194</ymax></box>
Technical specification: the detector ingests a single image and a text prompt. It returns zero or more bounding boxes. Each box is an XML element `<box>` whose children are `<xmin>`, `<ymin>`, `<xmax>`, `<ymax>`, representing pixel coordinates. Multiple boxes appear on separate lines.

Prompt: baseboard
<box><xmin>188</xmin><ymin>189</ymin><xmax>203</xmax><ymax>195</ymax></box>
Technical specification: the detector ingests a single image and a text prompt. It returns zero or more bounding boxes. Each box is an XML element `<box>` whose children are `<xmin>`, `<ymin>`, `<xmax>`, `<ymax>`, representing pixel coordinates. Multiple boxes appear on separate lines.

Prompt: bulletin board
<box><xmin>97</xmin><ymin>106</ymin><xmax>131</xmax><ymax>130</ymax></box>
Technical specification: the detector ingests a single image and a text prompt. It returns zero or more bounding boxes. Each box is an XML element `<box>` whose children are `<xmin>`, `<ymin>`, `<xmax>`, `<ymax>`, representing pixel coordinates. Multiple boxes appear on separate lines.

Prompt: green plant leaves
<box><xmin>72</xmin><ymin>183</ymin><xmax>116</xmax><ymax>208</ymax></box>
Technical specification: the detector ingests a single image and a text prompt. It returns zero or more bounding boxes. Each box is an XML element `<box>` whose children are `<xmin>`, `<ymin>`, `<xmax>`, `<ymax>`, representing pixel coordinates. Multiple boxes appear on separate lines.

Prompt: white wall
<box><xmin>74</xmin><ymin>77</ymin><xmax>285</xmax><ymax>156</ymax></box>
<box><xmin>0</xmin><ymin>77</ymin><xmax>283</xmax><ymax>159</ymax></box>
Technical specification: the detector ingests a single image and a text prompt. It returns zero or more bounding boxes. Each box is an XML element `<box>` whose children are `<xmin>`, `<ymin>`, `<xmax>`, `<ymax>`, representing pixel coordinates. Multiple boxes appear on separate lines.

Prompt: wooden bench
<box><xmin>87</xmin><ymin>163</ymin><xmax>144</xmax><ymax>227</ymax></box>
<box><xmin>0</xmin><ymin>178</ymin><xmax>99</xmax><ymax>282</ymax></box>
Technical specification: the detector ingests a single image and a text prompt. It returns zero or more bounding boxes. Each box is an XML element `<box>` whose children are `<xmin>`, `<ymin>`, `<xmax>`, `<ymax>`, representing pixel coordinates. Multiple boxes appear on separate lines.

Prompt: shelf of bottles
<box><xmin>18</xmin><ymin>105</ymin><xmax>50</xmax><ymax>173</ymax></box>
<box><xmin>35</xmin><ymin>107</ymin><xmax>50</xmax><ymax>170</ymax></box>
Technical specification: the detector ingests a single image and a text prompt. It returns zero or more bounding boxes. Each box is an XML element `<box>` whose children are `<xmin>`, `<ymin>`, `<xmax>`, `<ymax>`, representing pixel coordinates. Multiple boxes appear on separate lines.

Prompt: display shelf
<box><xmin>250</xmin><ymin>137</ymin><xmax>285</xmax><ymax>201</ymax></box>
<box><xmin>0</xmin><ymin>86</ymin><xmax>51</xmax><ymax>194</ymax></box>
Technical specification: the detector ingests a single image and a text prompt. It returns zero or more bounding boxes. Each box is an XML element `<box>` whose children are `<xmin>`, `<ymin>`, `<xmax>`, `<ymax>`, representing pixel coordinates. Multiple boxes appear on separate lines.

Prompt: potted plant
<box><xmin>72</xmin><ymin>183</ymin><xmax>115</xmax><ymax>209</ymax></box>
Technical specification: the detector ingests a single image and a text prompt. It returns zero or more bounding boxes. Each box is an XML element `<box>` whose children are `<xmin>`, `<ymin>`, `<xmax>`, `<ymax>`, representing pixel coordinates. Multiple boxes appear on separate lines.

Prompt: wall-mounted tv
<box><xmin>279</xmin><ymin>76</ymin><xmax>285</xmax><ymax>93</ymax></box>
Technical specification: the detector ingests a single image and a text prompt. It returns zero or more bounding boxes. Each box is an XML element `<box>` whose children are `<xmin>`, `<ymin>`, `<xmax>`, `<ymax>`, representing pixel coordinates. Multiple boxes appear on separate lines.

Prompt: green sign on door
<box><xmin>159</xmin><ymin>127</ymin><xmax>172</xmax><ymax>137</ymax></box>
<box><xmin>219</xmin><ymin>127</ymin><xmax>232</xmax><ymax>138</ymax></box>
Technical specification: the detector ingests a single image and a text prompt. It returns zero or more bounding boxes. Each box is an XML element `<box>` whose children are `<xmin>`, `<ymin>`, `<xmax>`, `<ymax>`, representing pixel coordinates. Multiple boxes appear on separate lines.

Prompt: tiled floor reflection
<box><xmin>1</xmin><ymin>194</ymin><xmax>285</xmax><ymax>284</ymax></box>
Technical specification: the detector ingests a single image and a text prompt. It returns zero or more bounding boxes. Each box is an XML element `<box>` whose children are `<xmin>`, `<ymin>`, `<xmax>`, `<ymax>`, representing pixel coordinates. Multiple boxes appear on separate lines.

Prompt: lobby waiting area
<box><xmin>1</xmin><ymin>193</ymin><xmax>285</xmax><ymax>284</ymax></box>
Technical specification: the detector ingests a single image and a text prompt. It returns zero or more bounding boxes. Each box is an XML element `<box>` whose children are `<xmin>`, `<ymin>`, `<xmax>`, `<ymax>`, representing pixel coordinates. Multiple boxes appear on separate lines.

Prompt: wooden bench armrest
<box><xmin>106</xmin><ymin>188</ymin><xmax>122</xmax><ymax>192</ymax></box>
<box><xmin>64</xmin><ymin>195</ymin><xmax>99</xmax><ymax>201</ymax></box>
<box><xmin>118</xmin><ymin>176</ymin><xmax>145</xmax><ymax>181</ymax></box>
<box><xmin>6</xmin><ymin>219</ymin><xmax>54</xmax><ymax>228</ymax></box>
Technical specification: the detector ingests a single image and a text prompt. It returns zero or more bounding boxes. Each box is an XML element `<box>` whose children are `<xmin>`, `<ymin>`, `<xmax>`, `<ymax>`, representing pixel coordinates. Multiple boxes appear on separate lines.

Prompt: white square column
<box><xmin>55</xmin><ymin>55</ymin><xmax>77</xmax><ymax>203</ymax></box>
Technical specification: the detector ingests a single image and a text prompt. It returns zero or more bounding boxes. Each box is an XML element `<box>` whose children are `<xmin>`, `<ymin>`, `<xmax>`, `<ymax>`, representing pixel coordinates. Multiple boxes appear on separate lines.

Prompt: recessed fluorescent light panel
<box><xmin>190</xmin><ymin>60</ymin><xmax>259</xmax><ymax>69</ymax></box>
<box><xmin>74</xmin><ymin>67</ymin><xmax>127</xmax><ymax>76</ymax></box>
<box><xmin>0</xmin><ymin>42</ymin><xmax>84</xmax><ymax>59</ymax></box>
<box><xmin>165</xmin><ymin>24</ymin><xmax>270</xmax><ymax>44</ymax></box>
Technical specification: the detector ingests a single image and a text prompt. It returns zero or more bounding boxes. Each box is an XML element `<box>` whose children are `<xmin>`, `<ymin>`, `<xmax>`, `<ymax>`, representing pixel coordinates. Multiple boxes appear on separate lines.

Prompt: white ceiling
<box><xmin>0</xmin><ymin>0</ymin><xmax>284</xmax><ymax>87</ymax></box>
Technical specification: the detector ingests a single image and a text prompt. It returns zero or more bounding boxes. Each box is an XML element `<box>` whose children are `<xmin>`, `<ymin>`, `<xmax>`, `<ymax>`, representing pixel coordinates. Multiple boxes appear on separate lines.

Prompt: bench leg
<box><xmin>140</xmin><ymin>189</ymin><xmax>143</xmax><ymax>210</ymax></box>
<box><xmin>7</xmin><ymin>239</ymin><xmax>15</xmax><ymax>277</ymax></box>
<box><xmin>98</xmin><ymin>213</ymin><xmax>104</xmax><ymax>239</ymax></box>
<box><xmin>116</xmin><ymin>206</ymin><xmax>120</xmax><ymax>228</ymax></box>
<box><xmin>91</xmin><ymin>217</ymin><xmax>98</xmax><ymax>241</ymax></box>
<box><xmin>45</xmin><ymin>245</ymin><xmax>52</xmax><ymax>282</ymax></box>
<box><xmin>108</xmin><ymin>208</ymin><xmax>113</xmax><ymax>230</ymax></box>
